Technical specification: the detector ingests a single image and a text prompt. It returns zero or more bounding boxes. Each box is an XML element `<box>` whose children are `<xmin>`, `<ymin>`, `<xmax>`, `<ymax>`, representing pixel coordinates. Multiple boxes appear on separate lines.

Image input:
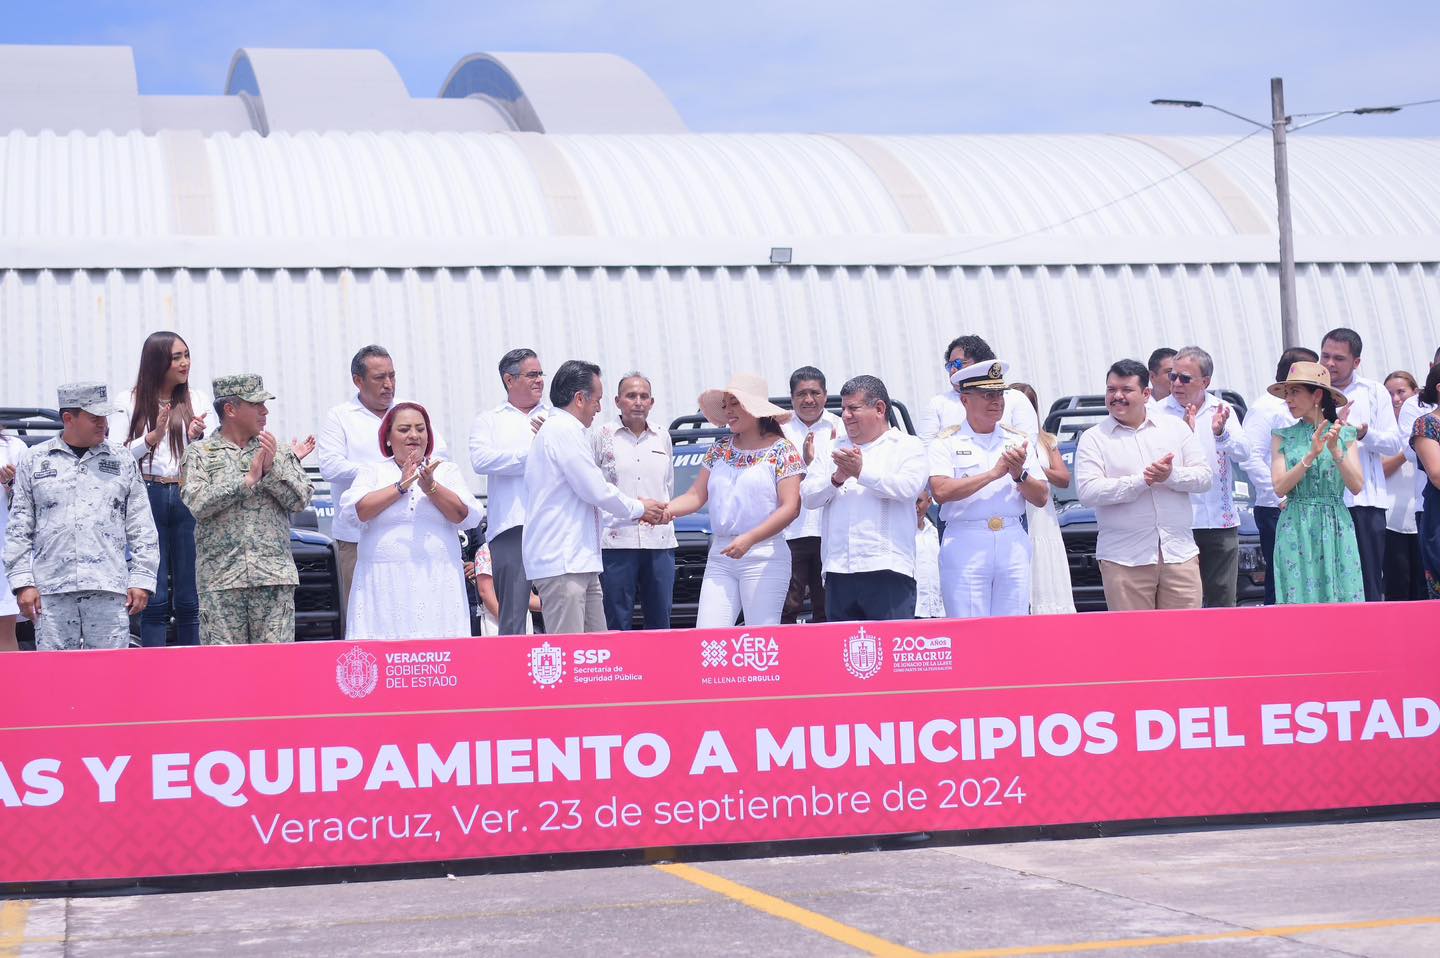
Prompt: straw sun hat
<box><xmin>698</xmin><ymin>373</ymin><xmax>792</xmax><ymax>428</ymax></box>
<box><xmin>1266</xmin><ymin>361</ymin><xmax>1350</xmax><ymax>407</ymax></box>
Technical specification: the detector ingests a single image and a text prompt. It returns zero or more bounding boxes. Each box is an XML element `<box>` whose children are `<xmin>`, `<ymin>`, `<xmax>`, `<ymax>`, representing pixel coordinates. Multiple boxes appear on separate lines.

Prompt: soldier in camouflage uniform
<box><xmin>182</xmin><ymin>374</ymin><xmax>312</xmax><ymax>644</ymax></box>
<box><xmin>4</xmin><ymin>383</ymin><xmax>159</xmax><ymax>650</ymax></box>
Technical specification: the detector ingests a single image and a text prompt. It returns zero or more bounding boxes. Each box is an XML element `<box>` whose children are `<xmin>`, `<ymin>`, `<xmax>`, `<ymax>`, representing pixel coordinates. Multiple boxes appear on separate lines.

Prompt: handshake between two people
<box><xmin>637</xmin><ymin>499</ymin><xmax>673</xmax><ymax>526</ymax></box>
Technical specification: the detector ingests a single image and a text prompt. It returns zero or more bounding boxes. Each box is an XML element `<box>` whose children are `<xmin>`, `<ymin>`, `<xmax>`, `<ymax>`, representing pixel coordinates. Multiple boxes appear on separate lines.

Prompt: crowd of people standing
<box><xmin>2</xmin><ymin>325</ymin><xmax>1438</xmax><ymax>650</ymax></box>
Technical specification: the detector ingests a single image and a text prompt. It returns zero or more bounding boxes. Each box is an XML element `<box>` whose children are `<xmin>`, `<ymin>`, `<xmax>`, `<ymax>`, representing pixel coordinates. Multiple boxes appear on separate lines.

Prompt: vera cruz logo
<box><xmin>843</xmin><ymin>626</ymin><xmax>883</xmax><ymax>680</ymax></box>
<box><xmin>335</xmin><ymin>646</ymin><xmax>379</xmax><ymax>699</ymax></box>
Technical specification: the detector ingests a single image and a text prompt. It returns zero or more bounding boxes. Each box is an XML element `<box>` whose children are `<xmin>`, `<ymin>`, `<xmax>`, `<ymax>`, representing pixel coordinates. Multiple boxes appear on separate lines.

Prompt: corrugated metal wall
<box><xmin>4</xmin><ymin>262</ymin><xmax>1435</xmax><ymax>469</ymax></box>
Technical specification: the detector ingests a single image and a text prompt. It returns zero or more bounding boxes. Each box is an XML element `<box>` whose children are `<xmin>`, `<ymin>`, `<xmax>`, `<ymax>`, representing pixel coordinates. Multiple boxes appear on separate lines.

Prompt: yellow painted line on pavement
<box><xmin>655</xmin><ymin>862</ymin><xmax>922</xmax><ymax>957</ymax></box>
<box><xmin>0</xmin><ymin>900</ymin><xmax>32</xmax><ymax>957</ymax></box>
<box><xmin>933</xmin><ymin>914</ymin><xmax>1440</xmax><ymax>957</ymax></box>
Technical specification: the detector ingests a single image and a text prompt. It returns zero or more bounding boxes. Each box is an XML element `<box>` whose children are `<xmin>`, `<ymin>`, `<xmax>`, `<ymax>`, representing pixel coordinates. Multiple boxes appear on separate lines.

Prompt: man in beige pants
<box><xmin>1075</xmin><ymin>359</ymin><xmax>1212</xmax><ymax>611</ymax></box>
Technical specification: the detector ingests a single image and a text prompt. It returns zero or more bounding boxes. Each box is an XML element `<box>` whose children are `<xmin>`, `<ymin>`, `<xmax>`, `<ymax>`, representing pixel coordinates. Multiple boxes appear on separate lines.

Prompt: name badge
<box><xmin>98</xmin><ymin>459</ymin><xmax>122</xmax><ymax>476</ymax></box>
<box><xmin>34</xmin><ymin>463</ymin><xmax>58</xmax><ymax>479</ymax></box>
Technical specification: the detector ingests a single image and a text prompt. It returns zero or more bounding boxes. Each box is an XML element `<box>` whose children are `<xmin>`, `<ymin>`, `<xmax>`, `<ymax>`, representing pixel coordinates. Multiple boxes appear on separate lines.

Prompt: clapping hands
<box><xmin>1211</xmin><ymin>403</ymin><xmax>1230</xmax><ymax>437</ymax></box>
<box><xmin>1143</xmin><ymin>452</ymin><xmax>1174</xmax><ymax>486</ymax></box>
<box><xmin>831</xmin><ymin>446</ymin><xmax>863</xmax><ymax>482</ymax></box>
<box><xmin>291</xmin><ymin>435</ymin><xmax>316</xmax><ymax>461</ymax></box>
<box><xmin>1309</xmin><ymin>420</ymin><xmax>1343</xmax><ymax>457</ymax></box>
<box><xmin>998</xmin><ymin>441</ymin><xmax>1028</xmax><ymax>480</ymax></box>
<box><xmin>246</xmin><ymin>431</ymin><xmax>277</xmax><ymax>486</ymax></box>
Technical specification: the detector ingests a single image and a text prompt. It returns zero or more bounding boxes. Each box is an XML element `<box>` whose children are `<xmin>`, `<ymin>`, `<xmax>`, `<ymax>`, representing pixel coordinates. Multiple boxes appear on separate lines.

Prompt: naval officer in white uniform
<box><xmin>928</xmin><ymin>360</ymin><xmax>1049</xmax><ymax>618</ymax></box>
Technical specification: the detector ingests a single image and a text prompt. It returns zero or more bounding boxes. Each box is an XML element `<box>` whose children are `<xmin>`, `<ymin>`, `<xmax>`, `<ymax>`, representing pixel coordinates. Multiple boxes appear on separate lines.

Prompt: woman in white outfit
<box><xmin>665</xmin><ymin>374</ymin><xmax>802</xmax><ymax>627</ymax></box>
<box><xmin>1009</xmin><ymin>384</ymin><xmax>1076</xmax><ymax>615</ymax></box>
<box><xmin>0</xmin><ymin>429</ymin><xmax>30</xmax><ymax>650</ymax></box>
<box><xmin>340</xmin><ymin>402</ymin><xmax>483</xmax><ymax>641</ymax></box>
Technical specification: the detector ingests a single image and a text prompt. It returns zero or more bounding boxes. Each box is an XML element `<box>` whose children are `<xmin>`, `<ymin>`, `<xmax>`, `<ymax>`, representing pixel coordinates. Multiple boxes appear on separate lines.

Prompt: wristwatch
<box><xmin>1013</xmin><ymin>470</ymin><xmax>1030</xmax><ymax>484</ymax></box>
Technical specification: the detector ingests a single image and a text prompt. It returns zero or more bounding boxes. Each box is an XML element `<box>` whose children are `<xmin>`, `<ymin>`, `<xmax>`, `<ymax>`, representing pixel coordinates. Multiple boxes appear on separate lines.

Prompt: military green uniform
<box><xmin>181</xmin><ymin>375</ymin><xmax>312</xmax><ymax>645</ymax></box>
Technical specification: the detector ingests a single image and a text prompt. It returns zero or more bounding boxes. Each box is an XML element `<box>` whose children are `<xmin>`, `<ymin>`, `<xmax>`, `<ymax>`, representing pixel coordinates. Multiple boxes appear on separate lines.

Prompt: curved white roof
<box><xmin>3</xmin><ymin>131</ymin><xmax>1439</xmax><ymax>269</ymax></box>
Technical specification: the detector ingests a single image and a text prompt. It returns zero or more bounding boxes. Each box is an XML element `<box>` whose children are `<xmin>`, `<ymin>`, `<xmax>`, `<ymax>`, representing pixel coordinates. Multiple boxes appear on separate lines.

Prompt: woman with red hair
<box><xmin>339</xmin><ymin>402</ymin><xmax>482</xmax><ymax>640</ymax></box>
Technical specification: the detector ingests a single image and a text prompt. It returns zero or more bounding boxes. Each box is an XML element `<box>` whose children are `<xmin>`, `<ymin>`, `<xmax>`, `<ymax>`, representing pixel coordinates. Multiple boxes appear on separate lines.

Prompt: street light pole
<box><xmin>1270</xmin><ymin>77</ymin><xmax>1300</xmax><ymax>349</ymax></box>
<box><xmin>1151</xmin><ymin>84</ymin><xmax>1407</xmax><ymax>352</ymax></box>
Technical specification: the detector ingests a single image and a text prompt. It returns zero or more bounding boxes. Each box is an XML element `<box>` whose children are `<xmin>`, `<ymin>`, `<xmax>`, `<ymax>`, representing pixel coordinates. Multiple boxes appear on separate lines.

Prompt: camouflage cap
<box><xmin>57</xmin><ymin>381</ymin><xmax>120</xmax><ymax>416</ymax></box>
<box><xmin>212</xmin><ymin>374</ymin><xmax>276</xmax><ymax>404</ymax></box>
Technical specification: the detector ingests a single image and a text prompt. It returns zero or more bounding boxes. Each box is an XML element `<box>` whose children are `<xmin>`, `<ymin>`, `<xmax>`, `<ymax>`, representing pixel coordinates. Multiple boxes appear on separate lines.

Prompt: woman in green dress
<box><xmin>1268</xmin><ymin>361</ymin><xmax>1365</xmax><ymax>604</ymax></box>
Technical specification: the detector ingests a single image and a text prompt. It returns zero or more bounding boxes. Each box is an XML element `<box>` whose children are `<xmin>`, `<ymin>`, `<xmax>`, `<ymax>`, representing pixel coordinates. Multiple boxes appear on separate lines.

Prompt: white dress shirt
<box><xmin>799</xmin><ymin>428</ymin><xmax>928</xmax><ymax>577</ymax></box>
<box><xmin>593</xmin><ymin>419</ymin><xmax>677</xmax><ymax>550</ymax></box>
<box><xmin>1338</xmin><ymin>375</ymin><xmax>1402</xmax><ymax>509</ymax></box>
<box><xmin>1156</xmin><ymin>393</ymin><xmax>1248</xmax><ymax>529</ymax></box>
<box><xmin>782</xmin><ymin>410</ymin><xmax>843</xmax><ymax>540</ymax></box>
<box><xmin>916</xmin><ymin>388</ymin><xmax>1038</xmax><ymax>445</ymax></box>
<box><xmin>913</xmin><ymin>519</ymin><xmax>945</xmax><ymax>617</ymax></box>
<box><xmin>1075</xmin><ymin>412</ymin><xmax>1213</xmax><ymax>567</ymax></box>
<box><xmin>927</xmin><ymin>420</ymin><xmax>1042</xmax><ymax>523</ymax></box>
<box><xmin>127</xmin><ymin>388</ymin><xmax>211</xmax><ymax>480</ymax></box>
<box><xmin>318</xmin><ymin>394</ymin><xmax>449</xmax><ymax>543</ymax></box>
<box><xmin>1399</xmin><ymin>395</ymin><xmax>1436</xmax><ymax>512</ymax></box>
<box><xmin>1241</xmin><ymin>391</ymin><xmax>1295</xmax><ymax>509</ymax></box>
<box><xmin>523</xmin><ymin>409</ymin><xmax>644</xmax><ymax>580</ymax></box>
<box><xmin>469</xmin><ymin>400</ymin><xmax>549</xmax><ymax>542</ymax></box>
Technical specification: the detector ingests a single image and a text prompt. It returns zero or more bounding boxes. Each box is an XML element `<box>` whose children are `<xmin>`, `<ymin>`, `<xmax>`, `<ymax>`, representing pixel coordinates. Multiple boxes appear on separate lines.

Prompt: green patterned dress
<box><xmin>1272</xmin><ymin>422</ymin><xmax>1364</xmax><ymax>604</ymax></box>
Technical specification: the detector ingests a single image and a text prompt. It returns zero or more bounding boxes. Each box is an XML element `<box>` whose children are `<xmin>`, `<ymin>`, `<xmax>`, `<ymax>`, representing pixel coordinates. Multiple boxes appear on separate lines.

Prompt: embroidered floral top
<box><xmin>701</xmin><ymin>436</ymin><xmax>804</xmax><ymax>538</ymax></box>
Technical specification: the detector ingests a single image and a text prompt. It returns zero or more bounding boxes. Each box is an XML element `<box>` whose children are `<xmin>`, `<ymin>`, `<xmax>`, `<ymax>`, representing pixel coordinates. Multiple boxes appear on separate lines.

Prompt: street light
<box><xmin>1152</xmin><ymin>79</ymin><xmax>1404</xmax><ymax>350</ymax></box>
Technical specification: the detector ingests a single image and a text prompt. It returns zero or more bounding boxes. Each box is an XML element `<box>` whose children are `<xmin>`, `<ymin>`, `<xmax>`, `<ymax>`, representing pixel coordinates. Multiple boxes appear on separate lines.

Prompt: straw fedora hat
<box><xmin>1266</xmin><ymin>361</ymin><xmax>1350</xmax><ymax>407</ymax></box>
<box><xmin>698</xmin><ymin>373</ymin><xmax>792</xmax><ymax>428</ymax></box>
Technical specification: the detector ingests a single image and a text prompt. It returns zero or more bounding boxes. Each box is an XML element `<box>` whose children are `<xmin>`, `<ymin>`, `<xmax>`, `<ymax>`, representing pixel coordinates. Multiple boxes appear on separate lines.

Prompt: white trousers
<box><xmin>940</xmin><ymin>521</ymin><xmax>1032</xmax><ymax>619</ymax></box>
<box><xmin>696</xmin><ymin>536</ymin><xmax>791</xmax><ymax>628</ymax></box>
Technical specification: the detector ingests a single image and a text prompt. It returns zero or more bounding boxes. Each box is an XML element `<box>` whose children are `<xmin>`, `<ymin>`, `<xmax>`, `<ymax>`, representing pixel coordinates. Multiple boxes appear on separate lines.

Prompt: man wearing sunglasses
<box><xmin>1154</xmin><ymin>346</ymin><xmax>1250</xmax><ymax>608</ymax></box>
<box><xmin>916</xmin><ymin>335</ymin><xmax>1039</xmax><ymax>446</ymax></box>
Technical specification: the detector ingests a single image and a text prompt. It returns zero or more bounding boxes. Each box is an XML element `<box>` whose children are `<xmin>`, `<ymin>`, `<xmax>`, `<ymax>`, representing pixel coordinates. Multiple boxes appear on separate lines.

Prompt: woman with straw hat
<box><xmin>664</xmin><ymin>374</ymin><xmax>803</xmax><ymax>627</ymax></box>
<box><xmin>1268</xmin><ymin>361</ymin><xmax>1365</xmax><ymax>604</ymax></box>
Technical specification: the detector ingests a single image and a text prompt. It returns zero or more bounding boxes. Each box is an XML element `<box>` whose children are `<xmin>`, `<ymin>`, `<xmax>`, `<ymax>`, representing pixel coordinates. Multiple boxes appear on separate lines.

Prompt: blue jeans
<box><xmin>141</xmin><ymin>481</ymin><xmax>201</xmax><ymax>647</ymax></box>
<box><xmin>600</xmin><ymin>549</ymin><xmax>676</xmax><ymax>630</ymax></box>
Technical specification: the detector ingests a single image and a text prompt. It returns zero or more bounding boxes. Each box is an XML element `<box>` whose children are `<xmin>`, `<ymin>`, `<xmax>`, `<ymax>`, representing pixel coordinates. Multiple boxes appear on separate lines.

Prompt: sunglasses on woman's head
<box><xmin>945</xmin><ymin>358</ymin><xmax>968</xmax><ymax>372</ymax></box>
<box><xmin>1168</xmin><ymin>372</ymin><xmax>1195</xmax><ymax>384</ymax></box>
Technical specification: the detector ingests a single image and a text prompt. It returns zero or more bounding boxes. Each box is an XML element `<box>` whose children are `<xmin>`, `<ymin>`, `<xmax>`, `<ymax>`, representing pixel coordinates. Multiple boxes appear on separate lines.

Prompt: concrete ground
<box><xmin>3</xmin><ymin>816</ymin><xmax>1439</xmax><ymax>957</ymax></box>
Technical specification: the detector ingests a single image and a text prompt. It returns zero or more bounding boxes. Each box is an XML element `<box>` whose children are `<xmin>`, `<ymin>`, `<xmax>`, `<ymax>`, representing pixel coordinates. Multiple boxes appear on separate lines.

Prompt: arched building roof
<box><xmin>3</xmin><ymin>130</ymin><xmax>1438</xmax><ymax>270</ymax></box>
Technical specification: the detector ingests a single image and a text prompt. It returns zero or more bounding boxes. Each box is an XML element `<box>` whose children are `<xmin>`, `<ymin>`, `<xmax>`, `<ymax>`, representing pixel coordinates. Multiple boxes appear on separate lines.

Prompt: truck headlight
<box><xmin>1238</xmin><ymin>542</ymin><xmax>1264</xmax><ymax>578</ymax></box>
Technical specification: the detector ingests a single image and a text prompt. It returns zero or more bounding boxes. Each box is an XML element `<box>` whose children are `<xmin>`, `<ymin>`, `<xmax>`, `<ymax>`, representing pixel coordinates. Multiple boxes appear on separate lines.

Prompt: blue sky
<box><xmin>7</xmin><ymin>0</ymin><xmax>1440</xmax><ymax>135</ymax></box>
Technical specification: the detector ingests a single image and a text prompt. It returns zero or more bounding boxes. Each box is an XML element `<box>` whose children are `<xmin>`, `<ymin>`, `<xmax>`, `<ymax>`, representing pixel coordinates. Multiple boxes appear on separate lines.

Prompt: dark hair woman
<box><xmin>664</xmin><ymin>374</ymin><xmax>802</xmax><ymax>627</ymax></box>
<box><xmin>338</xmin><ymin>402</ymin><xmax>483</xmax><ymax>640</ymax></box>
<box><xmin>125</xmin><ymin>332</ymin><xmax>209</xmax><ymax>646</ymax></box>
<box><xmin>1267</xmin><ymin>362</ymin><xmax>1365</xmax><ymax>604</ymax></box>
<box><xmin>1410</xmin><ymin>363</ymin><xmax>1440</xmax><ymax>599</ymax></box>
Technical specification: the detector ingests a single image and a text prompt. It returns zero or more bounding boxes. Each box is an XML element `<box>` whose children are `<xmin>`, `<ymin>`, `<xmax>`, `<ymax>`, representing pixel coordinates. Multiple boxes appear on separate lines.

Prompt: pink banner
<box><xmin>2</xmin><ymin>603</ymin><xmax>1437</xmax><ymax>882</ymax></box>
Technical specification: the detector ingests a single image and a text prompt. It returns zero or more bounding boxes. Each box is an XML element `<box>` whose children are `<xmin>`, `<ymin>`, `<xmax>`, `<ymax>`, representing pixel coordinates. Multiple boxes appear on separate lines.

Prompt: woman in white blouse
<box><xmin>665</xmin><ymin>374</ymin><xmax>803</xmax><ymax>627</ymax></box>
<box><xmin>340</xmin><ymin>402</ymin><xmax>482</xmax><ymax>641</ymax></box>
<box><xmin>0</xmin><ymin>428</ymin><xmax>29</xmax><ymax>650</ymax></box>
<box><xmin>125</xmin><ymin>332</ymin><xmax>210</xmax><ymax>647</ymax></box>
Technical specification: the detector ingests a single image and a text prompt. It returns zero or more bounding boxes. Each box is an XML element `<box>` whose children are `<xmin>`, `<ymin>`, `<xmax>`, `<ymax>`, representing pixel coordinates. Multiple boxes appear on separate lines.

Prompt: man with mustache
<box><xmin>1075</xmin><ymin>359</ymin><xmax>1212</xmax><ymax>611</ymax></box>
<box><xmin>182</xmin><ymin>375</ymin><xmax>313</xmax><ymax>644</ymax></box>
<box><xmin>780</xmin><ymin>365</ymin><xmax>841</xmax><ymax>623</ymax></box>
